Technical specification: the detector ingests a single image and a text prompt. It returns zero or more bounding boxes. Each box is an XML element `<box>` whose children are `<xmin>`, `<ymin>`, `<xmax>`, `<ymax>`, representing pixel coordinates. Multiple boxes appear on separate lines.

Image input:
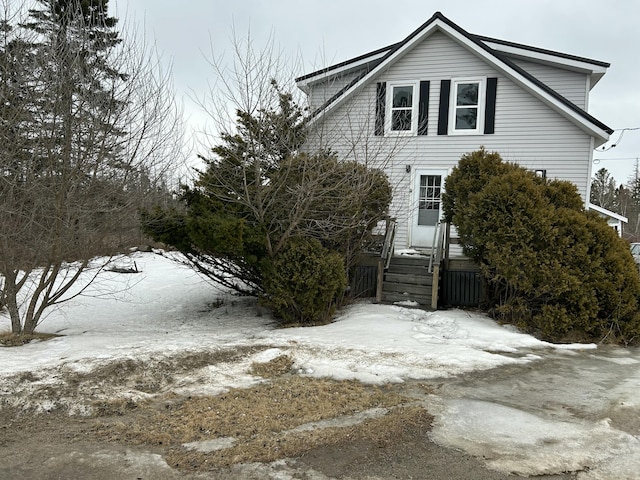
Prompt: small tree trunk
<box><xmin>22</xmin><ymin>313</ymin><xmax>38</xmax><ymax>336</ymax></box>
<box><xmin>3</xmin><ymin>271</ymin><xmax>23</xmax><ymax>334</ymax></box>
<box><xmin>8</xmin><ymin>301</ymin><xmax>22</xmax><ymax>335</ymax></box>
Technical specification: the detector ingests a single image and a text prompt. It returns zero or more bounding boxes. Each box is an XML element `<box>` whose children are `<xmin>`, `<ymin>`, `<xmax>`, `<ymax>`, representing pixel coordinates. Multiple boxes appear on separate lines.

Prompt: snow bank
<box><xmin>0</xmin><ymin>252</ymin><xmax>591</xmax><ymax>381</ymax></box>
<box><xmin>3</xmin><ymin>252</ymin><xmax>636</xmax><ymax>479</ymax></box>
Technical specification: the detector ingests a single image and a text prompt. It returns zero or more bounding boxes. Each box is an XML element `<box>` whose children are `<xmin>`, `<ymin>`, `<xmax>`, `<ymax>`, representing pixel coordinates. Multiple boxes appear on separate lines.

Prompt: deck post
<box><xmin>376</xmin><ymin>258</ymin><xmax>384</xmax><ymax>303</ymax></box>
<box><xmin>431</xmin><ymin>263</ymin><xmax>439</xmax><ymax>310</ymax></box>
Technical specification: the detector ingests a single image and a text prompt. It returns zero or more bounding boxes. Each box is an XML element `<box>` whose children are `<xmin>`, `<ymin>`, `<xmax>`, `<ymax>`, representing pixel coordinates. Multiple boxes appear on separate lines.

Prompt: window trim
<box><xmin>448</xmin><ymin>77</ymin><xmax>486</xmax><ymax>135</ymax></box>
<box><xmin>386</xmin><ymin>81</ymin><xmax>420</xmax><ymax>135</ymax></box>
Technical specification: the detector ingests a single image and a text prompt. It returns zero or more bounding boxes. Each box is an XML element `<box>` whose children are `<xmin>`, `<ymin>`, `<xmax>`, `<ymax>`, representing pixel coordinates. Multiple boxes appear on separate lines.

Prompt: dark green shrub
<box><xmin>443</xmin><ymin>148</ymin><xmax>522</xmax><ymax>261</ymax></box>
<box><xmin>262</xmin><ymin>237</ymin><xmax>347</xmax><ymax>326</ymax></box>
<box><xmin>446</xmin><ymin>148</ymin><xmax>640</xmax><ymax>344</ymax></box>
<box><xmin>442</xmin><ymin>147</ymin><xmax>507</xmax><ymax>224</ymax></box>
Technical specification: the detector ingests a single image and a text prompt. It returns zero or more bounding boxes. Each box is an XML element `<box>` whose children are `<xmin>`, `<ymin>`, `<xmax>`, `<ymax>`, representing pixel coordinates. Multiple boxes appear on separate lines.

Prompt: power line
<box><xmin>598</xmin><ymin>127</ymin><xmax>640</xmax><ymax>152</ymax></box>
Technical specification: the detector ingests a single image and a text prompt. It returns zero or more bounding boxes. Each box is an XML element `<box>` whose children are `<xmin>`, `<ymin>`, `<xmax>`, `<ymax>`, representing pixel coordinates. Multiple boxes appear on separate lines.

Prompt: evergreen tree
<box><xmin>21</xmin><ymin>0</ymin><xmax>125</xmax><ymax>174</ymax></box>
<box><xmin>143</xmin><ymin>84</ymin><xmax>392</xmax><ymax>320</ymax></box>
<box><xmin>627</xmin><ymin>160</ymin><xmax>640</xmax><ymax>203</ymax></box>
<box><xmin>590</xmin><ymin>167</ymin><xmax>618</xmax><ymax>211</ymax></box>
<box><xmin>0</xmin><ymin>0</ymin><xmax>180</xmax><ymax>335</ymax></box>
<box><xmin>623</xmin><ymin>161</ymin><xmax>640</xmax><ymax>241</ymax></box>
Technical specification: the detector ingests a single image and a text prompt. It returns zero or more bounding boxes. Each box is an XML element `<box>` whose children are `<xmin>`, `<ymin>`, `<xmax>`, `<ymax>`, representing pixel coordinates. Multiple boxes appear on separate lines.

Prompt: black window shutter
<box><xmin>437</xmin><ymin>80</ymin><xmax>451</xmax><ymax>135</ymax></box>
<box><xmin>375</xmin><ymin>82</ymin><xmax>386</xmax><ymax>136</ymax></box>
<box><xmin>484</xmin><ymin>77</ymin><xmax>498</xmax><ymax>134</ymax></box>
<box><xmin>418</xmin><ymin>81</ymin><xmax>430</xmax><ymax>135</ymax></box>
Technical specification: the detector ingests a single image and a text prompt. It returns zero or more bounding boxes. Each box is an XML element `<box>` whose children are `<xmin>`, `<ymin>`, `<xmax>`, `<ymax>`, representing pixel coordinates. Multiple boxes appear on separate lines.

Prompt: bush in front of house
<box><xmin>443</xmin><ymin>148</ymin><xmax>640</xmax><ymax>344</ymax></box>
<box><xmin>142</xmin><ymin>84</ymin><xmax>391</xmax><ymax>326</ymax></box>
<box><xmin>262</xmin><ymin>237</ymin><xmax>347</xmax><ymax>326</ymax></box>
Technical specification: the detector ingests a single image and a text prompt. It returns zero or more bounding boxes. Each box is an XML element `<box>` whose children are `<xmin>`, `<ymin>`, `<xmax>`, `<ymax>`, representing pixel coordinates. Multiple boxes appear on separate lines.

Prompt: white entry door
<box><xmin>411</xmin><ymin>170</ymin><xmax>447</xmax><ymax>248</ymax></box>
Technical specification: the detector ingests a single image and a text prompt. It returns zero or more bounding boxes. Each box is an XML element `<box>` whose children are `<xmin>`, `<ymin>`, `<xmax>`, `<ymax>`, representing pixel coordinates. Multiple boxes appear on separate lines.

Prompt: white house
<box><xmin>296</xmin><ymin>12</ymin><xmax>617</xmax><ymax>249</ymax></box>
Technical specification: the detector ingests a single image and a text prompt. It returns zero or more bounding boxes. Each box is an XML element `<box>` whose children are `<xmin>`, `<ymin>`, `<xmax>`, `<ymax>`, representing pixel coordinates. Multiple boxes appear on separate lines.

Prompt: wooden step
<box><xmin>383</xmin><ymin>281</ymin><xmax>432</xmax><ymax>296</ymax></box>
<box><xmin>382</xmin><ymin>291</ymin><xmax>432</xmax><ymax>305</ymax></box>
<box><xmin>388</xmin><ymin>255</ymin><xmax>431</xmax><ymax>267</ymax></box>
<box><xmin>387</xmin><ymin>263</ymin><xmax>431</xmax><ymax>275</ymax></box>
<box><xmin>384</xmin><ymin>273</ymin><xmax>433</xmax><ymax>286</ymax></box>
<box><xmin>382</xmin><ymin>255</ymin><xmax>436</xmax><ymax>307</ymax></box>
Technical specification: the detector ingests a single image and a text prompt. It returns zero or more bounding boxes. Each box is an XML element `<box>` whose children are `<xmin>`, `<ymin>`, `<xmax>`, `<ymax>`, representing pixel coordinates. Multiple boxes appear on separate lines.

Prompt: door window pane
<box><xmin>418</xmin><ymin>175</ymin><xmax>441</xmax><ymax>226</ymax></box>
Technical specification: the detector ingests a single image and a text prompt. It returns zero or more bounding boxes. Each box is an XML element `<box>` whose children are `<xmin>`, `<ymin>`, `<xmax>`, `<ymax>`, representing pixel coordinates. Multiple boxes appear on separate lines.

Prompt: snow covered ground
<box><xmin>1</xmin><ymin>251</ymin><xmax>639</xmax><ymax>479</ymax></box>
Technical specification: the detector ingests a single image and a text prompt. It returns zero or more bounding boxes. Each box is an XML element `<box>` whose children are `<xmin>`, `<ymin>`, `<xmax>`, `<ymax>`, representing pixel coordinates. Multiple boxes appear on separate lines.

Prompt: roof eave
<box><xmin>476</xmin><ymin>35</ymin><xmax>610</xmax><ymax>69</ymax></box>
<box><xmin>588</xmin><ymin>203</ymin><xmax>628</xmax><ymax>223</ymax></box>
<box><xmin>481</xmin><ymin>38</ymin><xmax>609</xmax><ymax>91</ymax></box>
<box><xmin>295</xmin><ymin>44</ymin><xmax>397</xmax><ymax>87</ymax></box>
<box><xmin>296</xmin><ymin>51</ymin><xmax>389</xmax><ymax>93</ymax></box>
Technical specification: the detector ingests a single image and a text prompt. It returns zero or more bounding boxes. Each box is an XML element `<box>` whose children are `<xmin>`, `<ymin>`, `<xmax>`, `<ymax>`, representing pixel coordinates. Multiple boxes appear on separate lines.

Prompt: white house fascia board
<box><xmin>588</xmin><ymin>203</ymin><xmax>628</xmax><ymax>223</ymax></box>
<box><xmin>296</xmin><ymin>50</ymin><xmax>390</xmax><ymax>92</ymax></box>
<box><xmin>307</xmin><ymin>16</ymin><xmax>610</xmax><ymax>146</ymax></box>
<box><xmin>482</xmin><ymin>41</ymin><xmax>608</xmax><ymax>88</ymax></box>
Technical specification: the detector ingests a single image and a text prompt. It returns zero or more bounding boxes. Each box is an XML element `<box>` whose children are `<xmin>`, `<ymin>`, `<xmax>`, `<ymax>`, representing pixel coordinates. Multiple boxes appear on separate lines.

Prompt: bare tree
<box><xmin>0</xmin><ymin>0</ymin><xmax>183</xmax><ymax>335</ymax></box>
<box><xmin>142</xmin><ymin>30</ymin><xmax>397</xmax><ymax>298</ymax></box>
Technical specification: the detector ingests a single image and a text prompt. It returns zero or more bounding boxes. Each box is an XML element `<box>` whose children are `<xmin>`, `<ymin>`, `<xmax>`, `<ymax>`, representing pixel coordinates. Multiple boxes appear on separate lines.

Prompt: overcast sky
<box><xmin>112</xmin><ymin>0</ymin><xmax>640</xmax><ymax>186</ymax></box>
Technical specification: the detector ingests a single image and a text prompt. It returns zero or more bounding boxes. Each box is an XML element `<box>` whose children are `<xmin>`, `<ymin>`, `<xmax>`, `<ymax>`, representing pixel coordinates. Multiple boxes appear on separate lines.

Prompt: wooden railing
<box><xmin>427</xmin><ymin>221</ymin><xmax>448</xmax><ymax>309</ymax></box>
<box><xmin>381</xmin><ymin>217</ymin><xmax>397</xmax><ymax>269</ymax></box>
<box><xmin>375</xmin><ymin>217</ymin><xmax>396</xmax><ymax>303</ymax></box>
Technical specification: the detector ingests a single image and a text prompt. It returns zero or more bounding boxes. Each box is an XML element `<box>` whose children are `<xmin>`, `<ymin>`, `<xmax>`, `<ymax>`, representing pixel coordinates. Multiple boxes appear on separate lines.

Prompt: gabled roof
<box><xmin>297</xmin><ymin>12</ymin><xmax>613</xmax><ymax>145</ymax></box>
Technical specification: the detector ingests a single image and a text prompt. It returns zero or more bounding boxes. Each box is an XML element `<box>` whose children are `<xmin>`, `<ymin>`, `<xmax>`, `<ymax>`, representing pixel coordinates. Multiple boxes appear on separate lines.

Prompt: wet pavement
<box><xmin>424</xmin><ymin>346</ymin><xmax>640</xmax><ymax>478</ymax></box>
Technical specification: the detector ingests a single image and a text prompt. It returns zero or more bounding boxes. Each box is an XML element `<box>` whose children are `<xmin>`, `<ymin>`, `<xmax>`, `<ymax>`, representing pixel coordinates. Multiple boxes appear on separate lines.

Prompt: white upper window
<box><xmin>450</xmin><ymin>78</ymin><xmax>485</xmax><ymax>135</ymax></box>
<box><xmin>387</xmin><ymin>82</ymin><xmax>419</xmax><ymax>134</ymax></box>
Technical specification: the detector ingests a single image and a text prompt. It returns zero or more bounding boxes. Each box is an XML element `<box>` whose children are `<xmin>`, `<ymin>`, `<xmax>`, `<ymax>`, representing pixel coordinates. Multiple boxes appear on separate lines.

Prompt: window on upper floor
<box><xmin>387</xmin><ymin>82</ymin><xmax>419</xmax><ymax>134</ymax></box>
<box><xmin>449</xmin><ymin>78</ymin><xmax>485</xmax><ymax>134</ymax></box>
<box><xmin>391</xmin><ymin>85</ymin><xmax>414</xmax><ymax>131</ymax></box>
<box><xmin>375</xmin><ymin>78</ymin><xmax>496</xmax><ymax>137</ymax></box>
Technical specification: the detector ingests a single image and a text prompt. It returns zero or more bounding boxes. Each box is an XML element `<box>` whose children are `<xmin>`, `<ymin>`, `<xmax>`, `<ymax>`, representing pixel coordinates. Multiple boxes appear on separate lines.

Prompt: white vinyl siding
<box><xmin>305</xmin><ymin>31</ymin><xmax>595</xmax><ymax>248</ymax></box>
<box><xmin>307</xmin><ymin>69</ymin><xmax>365</xmax><ymax>111</ymax></box>
<box><xmin>510</xmin><ymin>58</ymin><xmax>589</xmax><ymax>109</ymax></box>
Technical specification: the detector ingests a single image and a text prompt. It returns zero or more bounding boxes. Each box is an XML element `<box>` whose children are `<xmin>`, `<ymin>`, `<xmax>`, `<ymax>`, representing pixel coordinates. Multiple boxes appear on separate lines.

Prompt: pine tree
<box><xmin>622</xmin><ymin>160</ymin><xmax>640</xmax><ymax>241</ymax></box>
<box><xmin>590</xmin><ymin>167</ymin><xmax>618</xmax><ymax>211</ymax></box>
<box><xmin>143</xmin><ymin>85</ymin><xmax>392</xmax><ymax>300</ymax></box>
<box><xmin>0</xmin><ymin>0</ymin><xmax>180</xmax><ymax>335</ymax></box>
<box><xmin>22</xmin><ymin>0</ymin><xmax>125</xmax><ymax>172</ymax></box>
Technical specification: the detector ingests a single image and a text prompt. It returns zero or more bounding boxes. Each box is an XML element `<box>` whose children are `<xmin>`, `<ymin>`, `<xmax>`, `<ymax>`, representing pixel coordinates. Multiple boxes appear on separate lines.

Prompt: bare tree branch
<box><xmin>0</xmin><ymin>0</ymin><xmax>184</xmax><ymax>334</ymax></box>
